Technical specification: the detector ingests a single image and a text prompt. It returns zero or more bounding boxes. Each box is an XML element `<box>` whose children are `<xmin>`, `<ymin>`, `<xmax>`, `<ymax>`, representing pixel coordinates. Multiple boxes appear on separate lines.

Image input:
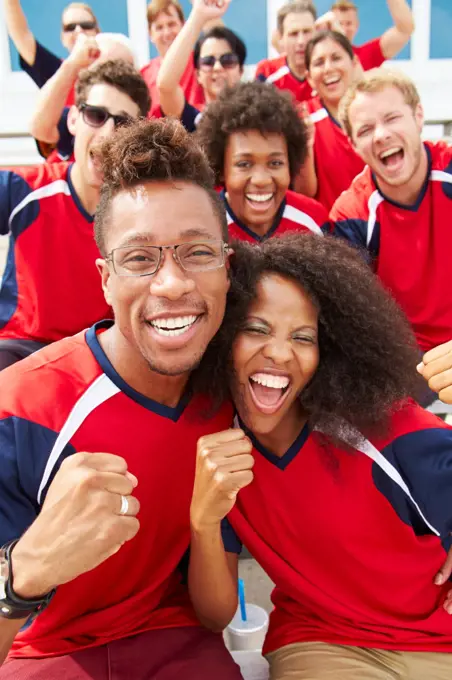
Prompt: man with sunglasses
<box><xmin>158</xmin><ymin>0</ymin><xmax>246</xmax><ymax>133</ymax></box>
<box><xmin>0</xmin><ymin>118</ymin><xmax>243</xmax><ymax>680</ymax></box>
<box><xmin>28</xmin><ymin>32</ymin><xmax>137</xmax><ymax>163</ymax></box>
<box><xmin>4</xmin><ymin>0</ymin><xmax>99</xmax><ymax>106</ymax></box>
<box><xmin>0</xmin><ymin>60</ymin><xmax>150</xmax><ymax>372</ymax></box>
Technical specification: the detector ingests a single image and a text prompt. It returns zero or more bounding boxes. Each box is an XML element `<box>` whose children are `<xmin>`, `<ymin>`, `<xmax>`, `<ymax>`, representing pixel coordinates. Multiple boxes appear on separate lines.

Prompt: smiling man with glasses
<box><xmin>0</xmin><ymin>117</ymin><xmax>243</xmax><ymax>680</ymax></box>
<box><xmin>0</xmin><ymin>60</ymin><xmax>150</xmax><ymax>372</ymax></box>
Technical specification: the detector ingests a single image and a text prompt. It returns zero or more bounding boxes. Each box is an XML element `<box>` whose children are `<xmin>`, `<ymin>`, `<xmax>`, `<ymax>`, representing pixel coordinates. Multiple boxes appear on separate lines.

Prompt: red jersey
<box><xmin>307</xmin><ymin>96</ymin><xmax>365</xmax><ymax>211</ymax></box>
<box><xmin>141</xmin><ymin>55</ymin><xmax>205</xmax><ymax>119</ymax></box>
<box><xmin>331</xmin><ymin>141</ymin><xmax>452</xmax><ymax>351</ymax></box>
<box><xmin>223</xmin><ymin>189</ymin><xmax>329</xmax><ymax>242</ymax></box>
<box><xmin>0</xmin><ymin>321</ymin><xmax>233</xmax><ymax>658</ymax></box>
<box><xmin>0</xmin><ymin>163</ymin><xmax>111</xmax><ymax>343</ymax></box>
<box><xmin>353</xmin><ymin>38</ymin><xmax>385</xmax><ymax>71</ymax></box>
<box><xmin>255</xmin><ymin>55</ymin><xmax>313</xmax><ymax>103</ymax></box>
<box><xmin>223</xmin><ymin>404</ymin><xmax>452</xmax><ymax>654</ymax></box>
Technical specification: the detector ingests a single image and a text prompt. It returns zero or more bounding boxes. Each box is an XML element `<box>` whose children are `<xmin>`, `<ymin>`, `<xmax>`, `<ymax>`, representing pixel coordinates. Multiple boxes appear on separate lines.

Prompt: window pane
<box><xmin>150</xmin><ymin>0</ymin><xmax>267</xmax><ymax>65</ymax></box>
<box><xmin>430</xmin><ymin>0</ymin><xmax>452</xmax><ymax>59</ymax></box>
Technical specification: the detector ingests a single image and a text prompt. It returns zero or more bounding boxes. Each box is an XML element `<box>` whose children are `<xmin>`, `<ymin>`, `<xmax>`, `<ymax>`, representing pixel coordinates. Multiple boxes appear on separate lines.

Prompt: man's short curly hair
<box><xmin>75</xmin><ymin>59</ymin><xmax>151</xmax><ymax>118</ymax></box>
<box><xmin>198</xmin><ymin>233</ymin><xmax>422</xmax><ymax>442</ymax></box>
<box><xmin>196</xmin><ymin>81</ymin><xmax>308</xmax><ymax>185</ymax></box>
<box><xmin>94</xmin><ymin>118</ymin><xmax>228</xmax><ymax>255</ymax></box>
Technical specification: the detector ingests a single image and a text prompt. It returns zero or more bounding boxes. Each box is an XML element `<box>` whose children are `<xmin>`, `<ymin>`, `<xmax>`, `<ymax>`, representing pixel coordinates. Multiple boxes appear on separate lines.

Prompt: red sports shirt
<box><xmin>0</xmin><ymin>163</ymin><xmax>111</xmax><ymax>342</ymax></box>
<box><xmin>306</xmin><ymin>96</ymin><xmax>365</xmax><ymax>211</ymax></box>
<box><xmin>331</xmin><ymin>141</ymin><xmax>452</xmax><ymax>351</ymax></box>
<box><xmin>223</xmin><ymin>404</ymin><xmax>452</xmax><ymax>654</ymax></box>
<box><xmin>255</xmin><ymin>55</ymin><xmax>313</xmax><ymax>103</ymax></box>
<box><xmin>222</xmin><ymin>189</ymin><xmax>329</xmax><ymax>242</ymax></box>
<box><xmin>1</xmin><ymin>322</ymin><xmax>234</xmax><ymax>658</ymax></box>
<box><xmin>353</xmin><ymin>38</ymin><xmax>385</xmax><ymax>71</ymax></box>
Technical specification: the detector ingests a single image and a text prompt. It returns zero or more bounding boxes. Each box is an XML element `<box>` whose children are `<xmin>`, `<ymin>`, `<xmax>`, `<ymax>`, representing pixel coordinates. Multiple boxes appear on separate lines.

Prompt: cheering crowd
<box><xmin>1</xmin><ymin>0</ymin><xmax>452</xmax><ymax>678</ymax></box>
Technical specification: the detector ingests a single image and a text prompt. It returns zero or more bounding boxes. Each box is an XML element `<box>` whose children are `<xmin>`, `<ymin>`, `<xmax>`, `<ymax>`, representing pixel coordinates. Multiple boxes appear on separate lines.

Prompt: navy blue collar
<box><xmin>86</xmin><ymin>320</ymin><xmax>190</xmax><ymax>421</ymax></box>
<box><xmin>320</xmin><ymin>100</ymin><xmax>342</xmax><ymax>128</ymax></box>
<box><xmin>67</xmin><ymin>164</ymin><xmax>94</xmax><ymax>223</ymax></box>
<box><xmin>238</xmin><ymin>415</ymin><xmax>310</xmax><ymax>470</ymax></box>
<box><xmin>222</xmin><ymin>190</ymin><xmax>286</xmax><ymax>242</ymax></box>
<box><xmin>371</xmin><ymin>143</ymin><xmax>432</xmax><ymax>212</ymax></box>
<box><xmin>285</xmin><ymin>57</ymin><xmax>306</xmax><ymax>83</ymax></box>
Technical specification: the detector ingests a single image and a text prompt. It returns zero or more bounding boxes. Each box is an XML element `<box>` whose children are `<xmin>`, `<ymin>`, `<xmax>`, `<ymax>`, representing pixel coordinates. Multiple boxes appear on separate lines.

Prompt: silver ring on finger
<box><xmin>119</xmin><ymin>494</ymin><xmax>129</xmax><ymax>516</ymax></box>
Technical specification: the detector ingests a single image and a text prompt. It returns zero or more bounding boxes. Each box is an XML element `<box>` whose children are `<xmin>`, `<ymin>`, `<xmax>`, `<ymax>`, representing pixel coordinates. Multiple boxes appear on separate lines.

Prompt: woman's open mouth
<box><xmin>248</xmin><ymin>372</ymin><xmax>292</xmax><ymax>415</ymax></box>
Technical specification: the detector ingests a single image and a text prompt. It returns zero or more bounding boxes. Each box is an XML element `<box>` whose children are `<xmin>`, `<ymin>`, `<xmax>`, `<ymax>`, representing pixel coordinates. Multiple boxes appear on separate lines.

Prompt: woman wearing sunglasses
<box><xmin>157</xmin><ymin>0</ymin><xmax>245</xmax><ymax>133</ymax></box>
<box><xmin>189</xmin><ymin>233</ymin><xmax>452</xmax><ymax>679</ymax></box>
<box><xmin>5</xmin><ymin>1</ymin><xmax>99</xmax><ymax>105</ymax></box>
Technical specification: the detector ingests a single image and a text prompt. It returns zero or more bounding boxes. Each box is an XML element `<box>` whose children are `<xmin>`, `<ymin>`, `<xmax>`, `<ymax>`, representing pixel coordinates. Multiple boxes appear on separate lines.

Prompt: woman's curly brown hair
<box><xmin>198</xmin><ymin>233</ymin><xmax>422</xmax><ymax>442</ymax></box>
<box><xmin>196</xmin><ymin>81</ymin><xmax>308</xmax><ymax>185</ymax></box>
<box><xmin>94</xmin><ymin>117</ymin><xmax>228</xmax><ymax>255</ymax></box>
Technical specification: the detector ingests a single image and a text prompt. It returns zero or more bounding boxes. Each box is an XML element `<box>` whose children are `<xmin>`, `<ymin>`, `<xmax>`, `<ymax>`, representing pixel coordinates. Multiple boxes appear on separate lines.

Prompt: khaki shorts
<box><xmin>266</xmin><ymin>641</ymin><xmax>452</xmax><ymax>679</ymax></box>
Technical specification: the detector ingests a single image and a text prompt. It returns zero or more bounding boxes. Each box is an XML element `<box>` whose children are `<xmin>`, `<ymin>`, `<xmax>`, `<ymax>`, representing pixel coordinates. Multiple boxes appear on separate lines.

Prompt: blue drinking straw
<box><xmin>238</xmin><ymin>577</ymin><xmax>247</xmax><ymax>622</ymax></box>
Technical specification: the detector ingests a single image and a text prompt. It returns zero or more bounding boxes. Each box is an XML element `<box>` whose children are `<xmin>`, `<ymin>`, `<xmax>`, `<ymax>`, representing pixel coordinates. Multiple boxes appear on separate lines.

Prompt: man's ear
<box><xmin>414</xmin><ymin>102</ymin><xmax>424</xmax><ymax>132</ymax></box>
<box><xmin>96</xmin><ymin>258</ymin><xmax>113</xmax><ymax>306</ymax></box>
<box><xmin>67</xmin><ymin>105</ymin><xmax>79</xmax><ymax>136</ymax></box>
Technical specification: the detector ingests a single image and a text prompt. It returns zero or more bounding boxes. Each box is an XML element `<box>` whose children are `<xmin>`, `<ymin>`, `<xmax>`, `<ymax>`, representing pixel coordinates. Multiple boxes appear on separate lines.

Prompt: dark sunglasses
<box><xmin>198</xmin><ymin>53</ymin><xmax>239</xmax><ymax>70</ymax></box>
<box><xmin>63</xmin><ymin>20</ymin><xmax>97</xmax><ymax>32</ymax></box>
<box><xmin>79</xmin><ymin>104</ymin><xmax>134</xmax><ymax>129</ymax></box>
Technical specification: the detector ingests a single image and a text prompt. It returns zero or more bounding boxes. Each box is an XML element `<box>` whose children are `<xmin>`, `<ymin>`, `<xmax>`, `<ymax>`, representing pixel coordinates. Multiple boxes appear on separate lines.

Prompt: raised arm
<box><xmin>293</xmin><ymin>103</ymin><xmax>318</xmax><ymax>198</ymax></box>
<box><xmin>28</xmin><ymin>36</ymin><xmax>100</xmax><ymax>145</ymax></box>
<box><xmin>189</xmin><ymin>429</ymin><xmax>254</xmax><ymax>631</ymax></box>
<box><xmin>3</xmin><ymin>0</ymin><xmax>36</xmax><ymax>65</ymax></box>
<box><xmin>379</xmin><ymin>0</ymin><xmax>414</xmax><ymax>59</ymax></box>
<box><xmin>157</xmin><ymin>0</ymin><xmax>231</xmax><ymax>118</ymax></box>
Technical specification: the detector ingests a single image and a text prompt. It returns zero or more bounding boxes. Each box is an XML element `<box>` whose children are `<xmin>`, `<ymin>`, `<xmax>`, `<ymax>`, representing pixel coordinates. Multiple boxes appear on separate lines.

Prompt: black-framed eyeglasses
<box><xmin>198</xmin><ymin>53</ymin><xmax>240</xmax><ymax>71</ymax></box>
<box><xmin>79</xmin><ymin>104</ymin><xmax>134</xmax><ymax>130</ymax></box>
<box><xmin>106</xmin><ymin>240</ymin><xmax>230</xmax><ymax>277</ymax></box>
<box><xmin>63</xmin><ymin>20</ymin><xmax>97</xmax><ymax>32</ymax></box>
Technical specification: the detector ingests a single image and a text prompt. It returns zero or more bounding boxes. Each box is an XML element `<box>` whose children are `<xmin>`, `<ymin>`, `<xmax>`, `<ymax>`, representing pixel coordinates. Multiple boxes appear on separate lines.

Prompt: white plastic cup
<box><xmin>226</xmin><ymin>603</ymin><xmax>269</xmax><ymax>651</ymax></box>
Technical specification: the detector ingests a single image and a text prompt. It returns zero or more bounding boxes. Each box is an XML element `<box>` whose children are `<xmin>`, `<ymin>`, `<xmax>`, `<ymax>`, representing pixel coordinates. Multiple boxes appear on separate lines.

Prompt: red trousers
<box><xmin>0</xmin><ymin>627</ymin><xmax>243</xmax><ymax>680</ymax></box>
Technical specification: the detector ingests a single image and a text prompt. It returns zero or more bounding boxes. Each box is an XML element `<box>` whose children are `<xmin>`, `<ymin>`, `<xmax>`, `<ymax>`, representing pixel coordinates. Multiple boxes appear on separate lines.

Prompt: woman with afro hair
<box><xmin>196</xmin><ymin>80</ymin><xmax>330</xmax><ymax>242</ymax></box>
<box><xmin>189</xmin><ymin>233</ymin><xmax>452</xmax><ymax>679</ymax></box>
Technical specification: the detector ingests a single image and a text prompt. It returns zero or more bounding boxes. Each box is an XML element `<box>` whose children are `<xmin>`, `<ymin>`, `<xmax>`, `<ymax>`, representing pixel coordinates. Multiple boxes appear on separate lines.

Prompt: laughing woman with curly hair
<box><xmin>189</xmin><ymin>233</ymin><xmax>452</xmax><ymax>680</ymax></box>
<box><xmin>196</xmin><ymin>80</ymin><xmax>330</xmax><ymax>242</ymax></box>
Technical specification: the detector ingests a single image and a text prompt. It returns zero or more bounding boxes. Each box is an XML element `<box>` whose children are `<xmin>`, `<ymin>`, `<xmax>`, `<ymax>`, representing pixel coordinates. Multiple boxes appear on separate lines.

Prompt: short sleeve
<box><xmin>56</xmin><ymin>108</ymin><xmax>74</xmax><ymax>160</ymax></box>
<box><xmin>330</xmin><ymin>188</ymin><xmax>380</xmax><ymax>260</ymax></box>
<box><xmin>0</xmin><ymin>417</ymin><xmax>39</xmax><ymax>544</ymax></box>
<box><xmin>0</xmin><ymin>171</ymin><xmax>35</xmax><ymax>236</ymax></box>
<box><xmin>354</xmin><ymin>39</ymin><xmax>385</xmax><ymax>71</ymax></box>
<box><xmin>0</xmin><ymin>414</ymin><xmax>77</xmax><ymax>545</ymax></box>
<box><xmin>391</xmin><ymin>427</ymin><xmax>452</xmax><ymax>540</ymax></box>
<box><xmin>19</xmin><ymin>41</ymin><xmax>62</xmax><ymax>89</ymax></box>
<box><xmin>179</xmin><ymin>100</ymin><xmax>202</xmax><ymax>134</ymax></box>
<box><xmin>34</xmin><ymin>108</ymin><xmax>74</xmax><ymax>162</ymax></box>
<box><xmin>221</xmin><ymin>517</ymin><xmax>243</xmax><ymax>554</ymax></box>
